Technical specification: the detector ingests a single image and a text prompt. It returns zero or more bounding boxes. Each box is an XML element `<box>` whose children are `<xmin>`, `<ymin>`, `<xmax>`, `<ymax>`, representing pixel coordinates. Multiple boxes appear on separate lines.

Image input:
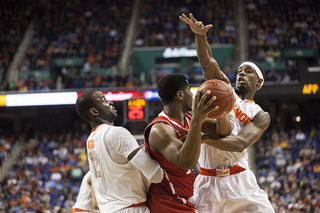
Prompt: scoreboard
<box><xmin>122</xmin><ymin>98</ymin><xmax>148</xmax><ymax>126</ymax></box>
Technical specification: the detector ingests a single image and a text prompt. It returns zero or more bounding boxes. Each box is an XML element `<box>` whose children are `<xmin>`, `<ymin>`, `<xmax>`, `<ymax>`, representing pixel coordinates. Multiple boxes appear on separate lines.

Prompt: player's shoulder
<box><xmin>151</xmin><ymin>122</ymin><xmax>176</xmax><ymax>137</ymax></box>
<box><xmin>109</xmin><ymin>126</ymin><xmax>131</xmax><ymax>135</ymax></box>
<box><xmin>256</xmin><ymin>110</ymin><xmax>270</xmax><ymax>119</ymax></box>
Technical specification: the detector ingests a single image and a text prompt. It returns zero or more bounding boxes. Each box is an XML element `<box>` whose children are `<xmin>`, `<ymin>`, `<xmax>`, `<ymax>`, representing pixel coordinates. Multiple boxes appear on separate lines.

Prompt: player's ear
<box><xmin>176</xmin><ymin>90</ymin><xmax>184</xmax><ymax>100</ymax></box>
<box><xmin>89</xmin><ymin>108</ymin><xmax>99</xmax><ymax>116</ymax></box>
<box><xmin>256</xmin><ymin>79</ymin><xmax>263</xmax><ymax>89</ymax></box>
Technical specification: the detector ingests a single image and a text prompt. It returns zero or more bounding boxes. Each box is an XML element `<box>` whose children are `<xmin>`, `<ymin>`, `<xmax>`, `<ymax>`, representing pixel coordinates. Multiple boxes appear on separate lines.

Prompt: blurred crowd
<box><xmin>0</xmin><ymin>121</ymin><xmax>319</xmax><ymax>212</ymax></box>
<box><xmin>0</xmin><ymin>129</ymin><xmax>17</xmax><ymax>165</ymax></box>
<box><xmin>2</xmin><ymin>0</ymin><xmax>316</xmax><ymax>91</ymax></box>
<box><xmin>247</xmin><ymin>0</ymin><xmax>320</xmax><ymax>62</ymax></box>
<box><xmin>22</xmin><ymin>0</ymin><xmax>129</xmax><ymax>72</ymax></box>
<box><xmin>0</xmin><ymin>0</ymin><xmax>35</xmax><ymax>88</ymax></box>
<box><xmin>0</xmin><ymin>126</ymin><xmax>91</xmax><ymax>213</ymax></box>
<box><xmin>136</xmin><ymin>0</ymin><xmax>234</xmax><ymax>47</ymax></box>
<box><xmin>256</xmin><ymin>125</ymin><xmax>320</xmax><ymax>212</ymax></box>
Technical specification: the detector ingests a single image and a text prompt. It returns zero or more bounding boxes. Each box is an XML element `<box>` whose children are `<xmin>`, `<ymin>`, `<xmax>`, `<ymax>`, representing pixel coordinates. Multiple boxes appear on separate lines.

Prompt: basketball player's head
<box><xmin>236</xmin><ymin>60</ymin><xmax>265</xmax><ymax>92</ymax></box>
<box><xmin>76</xmin><ymin>90</ymin><xmax>117</xmax><ymax>124</ymax></box>
<box><xmin>157</xmin><ymin>73</ymin><xmax>193</xmax><ymax>110</ymax></box>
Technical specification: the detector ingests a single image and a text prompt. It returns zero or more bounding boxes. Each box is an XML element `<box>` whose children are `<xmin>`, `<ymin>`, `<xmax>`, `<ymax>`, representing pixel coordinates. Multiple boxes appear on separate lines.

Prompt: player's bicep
<box><xmin>149</xmin><ymin>123</ymin><xmax>183</xmax><ymax>164</ymax></box>
<box><xmin>239</xmin><ymin>111</ymin><xmax>270</xmax><ymax>146</ymax></box>
<box><xmin>109</xmin><ymin>127</ymin><xmax>140</xmax><ymax>159</ymax></box>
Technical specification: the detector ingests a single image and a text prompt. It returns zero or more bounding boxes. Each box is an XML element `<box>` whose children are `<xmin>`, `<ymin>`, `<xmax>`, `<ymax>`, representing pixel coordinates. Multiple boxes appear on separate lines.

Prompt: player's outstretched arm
<box><xmin>202</xmin><ymin>111</ymin><xmax>270</xmax><ymax>152</ymax></box>
<box><xmin>180</xmin><ymin>13</ymin><xmax>230</xmax><ymax>83</ymax></box>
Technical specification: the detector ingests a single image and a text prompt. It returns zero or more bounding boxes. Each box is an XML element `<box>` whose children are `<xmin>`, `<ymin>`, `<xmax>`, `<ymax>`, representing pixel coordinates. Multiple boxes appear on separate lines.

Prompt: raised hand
<box><xmin>192</xmin><ymin>89</ymin><xmax>218</xmax><ymax>123</ymax></box>
<box><xmin>179</xmin><ymin>13</ymin><xmax>213</xmax><ymax>35</ymax></box>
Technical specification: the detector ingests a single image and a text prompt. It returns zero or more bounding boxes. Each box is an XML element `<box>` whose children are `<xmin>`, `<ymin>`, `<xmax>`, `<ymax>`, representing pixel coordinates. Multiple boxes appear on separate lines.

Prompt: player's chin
<box><xmin>235</xmin><ymin>83</ymin><xmax>247</xmax><ymax>90</ymax></box>
<box><xmin>112</xmin><ymin>113</ymin><xmax>118</xmax><ymax>120</ymax></box>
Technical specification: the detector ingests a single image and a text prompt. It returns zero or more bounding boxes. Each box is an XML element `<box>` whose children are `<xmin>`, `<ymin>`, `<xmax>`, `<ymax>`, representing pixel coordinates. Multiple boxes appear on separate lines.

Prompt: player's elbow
<box><xmin>234</xmin><ymin>138</ymin><xmax>248</xmax><ymax>152</ymax></box>
<box><xmin>235</xmin><ymin>143</ymin><xmax>246</xmax><ymax>153</ymax></box>
<box><xmin>218</xmin><ymin>125</ymin><xmax>232</xmax><ymax>137</ymax></box>
<box><xmin>179</xmin><ymin>160</ymin><xmax>197</xmax><ymax>170</ymax></box>
<box><xmin>93</xmin><ymin>203</ymin><xmax>99</xmax><ymax>210</ymax></box>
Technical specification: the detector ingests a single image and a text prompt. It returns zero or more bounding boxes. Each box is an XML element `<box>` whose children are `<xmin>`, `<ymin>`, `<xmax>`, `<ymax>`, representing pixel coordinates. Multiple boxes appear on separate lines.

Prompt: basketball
<box><xmin>198</xmin><ymin>79</ymin><xmax>235</xmax><ymax>119</ymax></box>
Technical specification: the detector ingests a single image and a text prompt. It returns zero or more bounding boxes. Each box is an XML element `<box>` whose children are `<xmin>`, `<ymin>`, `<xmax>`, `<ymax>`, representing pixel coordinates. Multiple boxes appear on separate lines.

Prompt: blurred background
<box><xmin>0</xmin><ymin>0</ymin><xmax>320</xmax><ymax>212</ymax></box>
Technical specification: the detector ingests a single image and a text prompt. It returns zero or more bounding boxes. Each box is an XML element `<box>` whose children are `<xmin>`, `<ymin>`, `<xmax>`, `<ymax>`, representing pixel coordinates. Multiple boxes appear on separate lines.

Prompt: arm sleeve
<box><xmin>130</xmin><ymin>149</ymin><xmax>164</xmax><ymax>183</ymax></box>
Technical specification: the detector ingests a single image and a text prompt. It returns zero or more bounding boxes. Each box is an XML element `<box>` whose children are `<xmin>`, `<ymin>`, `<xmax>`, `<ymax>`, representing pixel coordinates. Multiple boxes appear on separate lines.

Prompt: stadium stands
<box><xmin>0</xmin><ymin>0</ymin><xmax>319</xmax><ymax>212</ymax></box>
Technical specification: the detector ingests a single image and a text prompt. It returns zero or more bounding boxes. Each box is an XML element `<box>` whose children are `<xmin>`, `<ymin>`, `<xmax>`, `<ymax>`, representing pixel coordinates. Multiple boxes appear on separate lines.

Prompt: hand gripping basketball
<box><xmin>198</xmin><ymin>79</ymin><xmax>235</xmax><ymax>119</ymax></box>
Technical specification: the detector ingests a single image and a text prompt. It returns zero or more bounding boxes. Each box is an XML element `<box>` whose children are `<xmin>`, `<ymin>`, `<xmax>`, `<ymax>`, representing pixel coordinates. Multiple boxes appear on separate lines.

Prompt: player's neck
<box><xmin>236</xmin><ymin>89</ymin><xmax>254</xmax><ymax>100</ymax></box>
<box><xmin>91</xmin><ymin>120</ymin><xmax>114</xmax><ymax>129</ymax></box>
<box><xmin>163</xmin><ymin>105</ymin><xmax>186</xmax><ymax>126</ymax></box>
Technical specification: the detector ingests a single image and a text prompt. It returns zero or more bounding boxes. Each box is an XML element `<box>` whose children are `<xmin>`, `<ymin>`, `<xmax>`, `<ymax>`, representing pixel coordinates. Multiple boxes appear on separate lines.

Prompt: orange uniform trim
<box><xmin>74</xmin><ymin>208</ymin><xmax>90</xmax><ymax>212</ymax></box>
<box><xmin>200</xmin><ymin>166</ymin><xmax>246</xmax><ymax>177</ymax></box>
<box><xmin>92</xmin><ymin>124</ymin><xmax>103</xmax><ymax>132</ymax></box>
<box><xmin>126</xmin><ymin>201</ymin><xmax>146</xmax><ymax>208</ymax></box>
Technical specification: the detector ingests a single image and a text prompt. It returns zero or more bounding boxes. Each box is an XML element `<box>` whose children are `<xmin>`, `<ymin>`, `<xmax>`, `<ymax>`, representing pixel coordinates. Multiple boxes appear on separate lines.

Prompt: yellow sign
<box><xmin>302</xmin><ymin>84</ymin><xmax>318</xmax><ymax>95</ymax></box>
<box><xmin>128</xmin><ymin>99</ymin><xmax>145</xmax><ymax>107</ymax></box>
<box><xmin>0</xmin><ymin>95</ymin><xmax>6</xmax><ymax>106</ymax></box>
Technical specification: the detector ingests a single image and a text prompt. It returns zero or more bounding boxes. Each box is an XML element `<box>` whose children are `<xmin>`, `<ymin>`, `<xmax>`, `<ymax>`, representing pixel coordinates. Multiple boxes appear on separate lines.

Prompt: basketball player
<box><xmin>76</xmin><ymin>90</ymin><xmax>164</xmax><ymax>213</ymax></box>
<box><xmin>73</xmin><ymin>171</ymin><xmax>99</xmax><ymax>212</ymax></box>
<box><xmin>180</xmin><ymin>13</ymin><xmax>275</xmax><ymax>213</ymax></box>
<box><xmin>144</xmin><ymin>73</ymin><xmax>232</xmax><ymax>212</ymax></box>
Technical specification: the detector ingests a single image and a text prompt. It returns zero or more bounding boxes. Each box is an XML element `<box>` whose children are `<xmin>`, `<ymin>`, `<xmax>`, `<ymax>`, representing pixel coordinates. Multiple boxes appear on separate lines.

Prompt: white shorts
<box><xmin>191</xmin><ymin>170</ymin><xmax>275</xmax><ymax>213</ymax></box>
<box><xmin>114</xmin><ymin>206</ymin><xmax>149</xmax><ymax>213</ymax></box>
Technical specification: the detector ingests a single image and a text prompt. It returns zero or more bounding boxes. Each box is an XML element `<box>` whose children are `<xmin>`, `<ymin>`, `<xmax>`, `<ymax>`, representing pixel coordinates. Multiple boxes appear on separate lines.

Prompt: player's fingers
<box><xmin>205</xmin><ymin>24</ymin><xmax>213</xmax><ymax>30</ymax></box>
<box><xmin>206</xmin><ymin>106</ymin><xmax>219</xmax><ymax>115</ymax></box>
<box><xmin>181</xmin><ymin>14</ymin><xmax>191</xmax><ymax>22</ymax></box>
<box><xmin>198</xmin><ymin>90</ymin><xmax>211</xmax><ymax>106</ymax></box>
<box><xmin>179</xmin><ymin>15</ymin><xmax>187</xmax><ymax>23</ymax></box>
<box><xmin>179</xmin><ymin>126</ymin><xmax>189</xmax><ymax>134</ymax></box>
<box><xmin>189</xmin><ymin>13</ymin><xmax>197</xmax><ymax>23</ymax></box>
<box><xmin>203</xmin><ymin>95</ymin><xmax>217</xmax><ymax>109</ymax></box>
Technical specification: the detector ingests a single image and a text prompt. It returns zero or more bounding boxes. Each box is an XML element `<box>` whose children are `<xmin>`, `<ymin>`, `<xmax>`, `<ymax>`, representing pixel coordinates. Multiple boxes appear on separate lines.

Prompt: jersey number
<box><xmin>88</xmin><ymin>151</ymin><xmax>101</xmax><ymax>178</ymax></box>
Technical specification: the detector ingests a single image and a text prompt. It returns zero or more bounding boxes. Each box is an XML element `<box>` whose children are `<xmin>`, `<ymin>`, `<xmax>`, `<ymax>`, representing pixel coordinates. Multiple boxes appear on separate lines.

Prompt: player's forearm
<box><xmin>195</xmin><ymin>34</ymin><xmax>212</xmax><ymax>67</ymax></box>
<box><xmin>91</xmin><ymin>184</ymin><xmax>99</xmax><ymax>209</ymax></box>
<box><xmin>179</xmin><ymin>121</ymin><xmax>203</xmax><ymax>169</ymax></box>
<box><xmin>202</xmin><ymin>134</ymin><xmax>247</xmax><ymax>152</ymax></box>
<box><xmin>216</xmin><ymin>116</ymin><xmax>232</xmax><ymax>137</ymax></box>
<box><xmin>195</xmin><ymin>34</ymin><xmax>225</xmax><ymax>81</ymax></box>
<box><xmin>130</xmin><ymin>149</ymin><xmax>164</xmax><ymax>183</ymax></box>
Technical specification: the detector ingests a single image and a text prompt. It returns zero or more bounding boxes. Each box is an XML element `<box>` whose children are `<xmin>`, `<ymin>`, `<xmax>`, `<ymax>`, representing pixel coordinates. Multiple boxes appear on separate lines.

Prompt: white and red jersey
<box><xmin>144</xmin><ymin>111</ymin><xmax>197</xmax><ymax>212</ymax></box>
<box><xmin>144</xmin><ymin>111</ymin><xmax>194</xmax><ymax>199</ymax></box>
<box><xmin>86</xmin><ymin>124</ymin><xmax>148</xmax><ymax>213</ymax></box>
<box><xmin>198</xmin><ymin>86</ymin><xmax>262</xmax><ymax>170</ymax></box>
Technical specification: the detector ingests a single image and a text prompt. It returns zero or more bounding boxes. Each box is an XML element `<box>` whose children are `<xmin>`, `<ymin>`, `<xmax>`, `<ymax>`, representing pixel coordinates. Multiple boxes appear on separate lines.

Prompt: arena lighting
<box><xmin>4</xmin><ymin>92</ymin><xmax>78</xmax><ymax>107</ymax></box>
<box><xmin>191</xmin><ymin>87</ymin><xmax>198</xmax><ymax>97</ymax></box>
<box><xmin>143</xmin><ymin>90</ymin><xmax>159</xmax><ymax>101</ymax></box>
<box><xmin>143</xmin><ymin>87</ymin><xmax>199</xmax><ymax>101</ymax></box>
<box><xmin>162</xmin><ymin>47</ymin><xmax>197</xmax><ymax>58</ymax></box>
<box><xmin>0</xmin><ymin>90</ymin><xmax>142</xmax><ymax>107</ymax></box>
<box><xmin>78</xmin><ymin>90</ymin><xmax>141</xmax><ymax>102</ymax></box>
